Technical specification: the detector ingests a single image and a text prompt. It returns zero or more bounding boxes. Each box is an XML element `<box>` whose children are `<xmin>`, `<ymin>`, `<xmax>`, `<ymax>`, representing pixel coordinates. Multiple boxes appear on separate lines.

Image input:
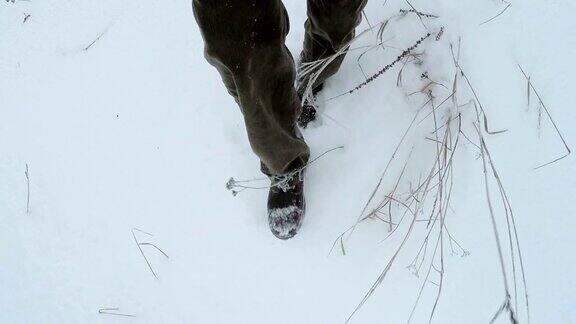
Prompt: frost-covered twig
<box><xmin>403</xmin><ymin>0</ymin><xmax>436</xmax><ymax>29</ymax></box>
<box><xmin>326</xmin><ymin>33</ymin><xmax>432</xmax><ymax>102</ymax></box>
<box><xmin>226</xmin><ymin>146</ymin><xmax>344</xmax><ymax>196</ymax></box>
<box><xmin>450</xmin><ymin>43</ymin><xmax>507</xmax><ymax>135</ymax></box>
<box><xmin>337</xmin><ymin>28</ymin><xmax>531</xmax><ymax>322</ymax></box>
<box><xmin>475</xmin><ymin>122</ymin><xmax>522</xmax><ymax>324</ymax></box>
<box><xmin>399</xmin><ymin>8</ymin><xmax>439</xmax><ymax>19</ymax></box>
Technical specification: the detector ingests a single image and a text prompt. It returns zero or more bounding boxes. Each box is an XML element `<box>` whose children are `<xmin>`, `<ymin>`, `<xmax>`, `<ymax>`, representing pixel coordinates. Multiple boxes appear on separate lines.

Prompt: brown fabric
<box><xmin>193</xmin><ymin>0</ymin><xmax>366</xmax><ymax>175</ymax></box>
<box><xmin>300</xmin><ymin>0</ymin><xmax>368</xmax><ymax>92</ymax></box>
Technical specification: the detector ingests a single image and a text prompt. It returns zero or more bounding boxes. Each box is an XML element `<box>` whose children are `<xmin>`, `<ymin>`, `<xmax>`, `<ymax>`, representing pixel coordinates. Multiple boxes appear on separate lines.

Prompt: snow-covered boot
<box><xmin>267</xmin><ymin>170</ymin><xmax>306</xmax><ymax>240</ymax></box>
<box><xmin>297</xmin><ymin>83</ymin><xmax>324</xmax><ymax>128</ymax></box>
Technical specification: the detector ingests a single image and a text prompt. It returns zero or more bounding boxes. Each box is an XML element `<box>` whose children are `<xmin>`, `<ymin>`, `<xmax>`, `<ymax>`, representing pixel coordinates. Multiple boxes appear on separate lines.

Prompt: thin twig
<box><xmin>404</xmin><ymin>0</ymin><xmax>431</xmax><ymax>30</ymax></box>
<box><xmin>25</xmin><ymin>164</ymin><xmax>30</xmax><ymax>214</ymax></box>
<box><xmin>226</xmin><ymin>146</ymin><xmax>344</xmax><ymax>195</ymax></box>
<box><xmin>98</xmin><ymin>307</ymin><xmax>136</xmax><ymax>318</ymax></box>
<box><xmin>518</xmin><ymin>64</ymin><xmax>571</xmax><ymax>170</ymax></box>
<box><xmin>479</xmin><ymin>1</ymin><xmax>511</xmax><ymax>26</ymax></box>
<box><xmin>132</xmin><ymin>228</ymin><xmax>168</xmax><ymax>279</ymax></box>
<box><xmin>84</xmin><ymin>22</ymin><xmax>115</xmax><ymax>51</ymax></box>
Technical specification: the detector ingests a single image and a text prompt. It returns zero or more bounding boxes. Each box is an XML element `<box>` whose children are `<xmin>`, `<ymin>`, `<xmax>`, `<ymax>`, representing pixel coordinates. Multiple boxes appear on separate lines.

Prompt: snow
<box><xmin>1</xmin><ymin>0</ymin><xmax>575</xmax><ymax>323</ymax></box>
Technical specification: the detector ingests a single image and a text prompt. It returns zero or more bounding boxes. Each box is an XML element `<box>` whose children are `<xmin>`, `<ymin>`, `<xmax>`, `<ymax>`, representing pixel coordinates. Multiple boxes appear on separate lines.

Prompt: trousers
<box><xmin>193</xmin><ymin>0</ymin><xmax>367</xmax><ymax>175</ymax></box>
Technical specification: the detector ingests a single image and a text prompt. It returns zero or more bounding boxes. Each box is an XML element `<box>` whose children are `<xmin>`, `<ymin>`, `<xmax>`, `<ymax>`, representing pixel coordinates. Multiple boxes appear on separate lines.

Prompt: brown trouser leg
<box><xmin>192</xmin><ymin>0</ymin><xmax>366</xmax><ymax>175</ymax></box>
<box><xmin>300</xmin><ymin>0</ymin><xmax>368</xmax><ymax>92</ymax></box>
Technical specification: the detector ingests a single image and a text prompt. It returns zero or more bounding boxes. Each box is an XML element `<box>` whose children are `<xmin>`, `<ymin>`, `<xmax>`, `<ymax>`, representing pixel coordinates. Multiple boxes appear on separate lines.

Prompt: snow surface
<box><xmin>1</xmin><ymin>0</ymin><xmax>575</xmax><ymax>323</ymax></box>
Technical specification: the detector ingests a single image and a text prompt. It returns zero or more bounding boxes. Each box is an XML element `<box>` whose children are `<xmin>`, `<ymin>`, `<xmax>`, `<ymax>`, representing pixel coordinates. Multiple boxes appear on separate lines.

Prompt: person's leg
<box><xmin>299</xmin><ymin>0</ymin><xmax>368</xmax><ymax>92</ymax></box>
<box><xmin>193</xmin><ymin>0</ymin><xmax>308</xmax><ymax>239</ymax></box>
<box><xmin>193</xmin><ymin>0</ymin><xmax>309</xmax><ymax>176</ymax></box>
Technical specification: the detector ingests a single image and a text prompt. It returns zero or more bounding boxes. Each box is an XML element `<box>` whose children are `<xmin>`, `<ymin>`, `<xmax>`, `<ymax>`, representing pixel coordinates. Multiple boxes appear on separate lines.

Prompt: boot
<box><xmin>297</xmin><ymin>83</ymin><xmax>323</xmax><ymax>128</ymax></box>
<box><xmin>267</xmin><ymin>170</ymin><xmax>306</xmax><ymax>239</ymax></box>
